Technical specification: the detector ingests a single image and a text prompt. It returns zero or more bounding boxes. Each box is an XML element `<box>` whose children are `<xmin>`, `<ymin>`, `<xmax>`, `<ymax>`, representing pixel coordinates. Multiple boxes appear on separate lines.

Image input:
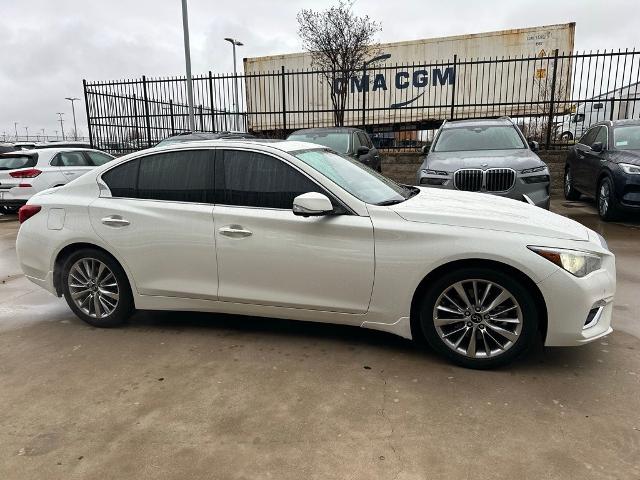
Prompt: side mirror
<box><xmin>292</xmin><ymin>192</ymin><xmax>333</xmax><ymax>217</ymax></box>
<box><xmin>421</xmin><ymin>143</ymin><xmax>432</xmax><ymax>154</ymax></box>
<box><xmin>356</xmin><ymin>146</ymin><xmax>370</xmax><ymax>157</ymax></box>
<box><xmin>591</xmin><ymin>141</ymin><xmax>604</xmax><ymax>153</ymax></box>
<box><xmin>528</xmin><ymin>140</ymin><xmax>539</xmax><ymax>152</ymax></box>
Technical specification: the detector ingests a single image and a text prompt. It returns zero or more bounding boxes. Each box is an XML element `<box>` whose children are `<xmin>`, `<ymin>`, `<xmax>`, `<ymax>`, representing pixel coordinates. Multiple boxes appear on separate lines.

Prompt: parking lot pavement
<box><xmin>0</xmin><ymin>202</ymin><xmax>639</xmax><ymax>480</ymax></box>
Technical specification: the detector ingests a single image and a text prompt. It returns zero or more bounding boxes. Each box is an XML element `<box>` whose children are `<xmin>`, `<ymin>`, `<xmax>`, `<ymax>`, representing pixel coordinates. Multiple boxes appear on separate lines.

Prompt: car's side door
<box><xmin>89</xmin><ymin>149</ymin><xmax>219</xmax><ymax>300</ymax></box>
<box><xmin>212</xmin><ymin>148</ymin><xmax>375</xmax><ymax>313</ymax></box>
<box><xmin>573</xmin><ymin>126</ymin><xmax>599</xmax><ymax>191</ymax></box>
<box><xmin>582</xmin><ymin>126</ymin><xmax>609</xmax><ymax>196</ymax></box>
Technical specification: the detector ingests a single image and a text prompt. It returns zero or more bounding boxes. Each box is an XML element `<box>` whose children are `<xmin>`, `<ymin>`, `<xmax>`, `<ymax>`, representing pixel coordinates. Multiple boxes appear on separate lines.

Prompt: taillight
<box><xmin>18</xmin><ymin>205</ymin><xmax>41</xmax><ymax>224</ymax></box>
<box><xmin>10</xmin><ymin>168</ymin><xmax>41</xmax><ymax>178</ymax></box>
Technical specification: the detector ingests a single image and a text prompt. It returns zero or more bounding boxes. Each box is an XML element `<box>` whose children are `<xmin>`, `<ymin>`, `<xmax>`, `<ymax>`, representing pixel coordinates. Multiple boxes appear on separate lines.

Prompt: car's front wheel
<box><xmin>61</xmin><ymin>248</ymin><xmax>133</xmax><ymax>327</ymax></box>
<box><xmin>564</xmin><ymin>168</ymin><xmax>581</xmax><ymax>200</ymax></box>
<box><xmin>0</xmin><ymin>206</ymin><xmax>20</xmax><ymax>215</ymax></box>
<box><xmin>419</xmin><ymin>267</ymin><xmax>539</xmax><ymax>369</ymax></box>
<box><xmin>597</xmin><ymin>176</ymin><xmax>620</xmax><ymax>221</ymax></box>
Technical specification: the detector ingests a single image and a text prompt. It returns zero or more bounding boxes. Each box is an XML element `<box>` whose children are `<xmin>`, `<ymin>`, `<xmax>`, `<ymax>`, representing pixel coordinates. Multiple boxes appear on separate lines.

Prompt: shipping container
<box><xmin>243</xmin><ymin>23</ymin><xmax>575</xmax><ymax>132</ymax></box>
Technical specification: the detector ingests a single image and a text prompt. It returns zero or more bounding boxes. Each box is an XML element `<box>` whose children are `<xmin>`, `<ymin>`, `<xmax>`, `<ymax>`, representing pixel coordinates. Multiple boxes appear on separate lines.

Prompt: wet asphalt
<box><xmin>0</xmin><ymin>198</ymin><xmax>638</xmax><ymax>480</ymax></box>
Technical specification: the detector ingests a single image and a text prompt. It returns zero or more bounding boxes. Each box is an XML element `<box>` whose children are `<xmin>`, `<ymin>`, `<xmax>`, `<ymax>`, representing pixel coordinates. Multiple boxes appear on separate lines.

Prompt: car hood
<box><xmin>390</xmin><ymin>188</ymin><xmax>589</xmax><ymax>241</ymax></box>
<box><xmin>424</xmin><ymin>149</ymin><xmax>544</xmax><ymax>171</ymax></box>
<box><xmin>609</xmin><ymin>149</ymin><xmax>640</xmax><ymax>165</ymax></box>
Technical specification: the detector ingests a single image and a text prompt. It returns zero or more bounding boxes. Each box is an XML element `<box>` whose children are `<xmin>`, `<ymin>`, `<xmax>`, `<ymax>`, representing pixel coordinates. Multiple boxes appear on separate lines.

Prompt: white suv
<box><xmin>0</xmin><ymin>148</ymin><xmax>114</xmax><ymax>214</ymax></box>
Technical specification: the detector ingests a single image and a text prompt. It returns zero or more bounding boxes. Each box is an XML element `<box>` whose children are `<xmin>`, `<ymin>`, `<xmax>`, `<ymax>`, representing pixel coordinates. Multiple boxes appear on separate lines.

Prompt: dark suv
<box><xmin>287</xmin><ymin>127</ymin><xmax>381</xmax><ymax>172</ymax></box>
<box><xmin>564</xmin><ymin>119</ymin><xmax>640</xmax><ymax>220</ymax></box>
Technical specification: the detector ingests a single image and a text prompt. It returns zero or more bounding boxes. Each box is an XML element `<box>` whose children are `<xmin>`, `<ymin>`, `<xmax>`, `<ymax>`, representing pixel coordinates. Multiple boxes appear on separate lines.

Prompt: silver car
<box><xmin>417</xmin><ymin>117</ymin><xmax>550</xmax><ymax>209</ymax></box>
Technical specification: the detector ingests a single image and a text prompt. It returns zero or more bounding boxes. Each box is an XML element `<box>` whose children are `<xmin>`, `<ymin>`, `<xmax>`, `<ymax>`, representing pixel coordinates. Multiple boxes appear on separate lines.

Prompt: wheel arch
<box><xmin>53</xmin><ymin>242</ymin><xmax>134</xmax><ymax>297</ymax></box>
<box><xmin>409</xmin><ymin>258</ymin><xmax>548</xmax><ymax>343</ymax></box>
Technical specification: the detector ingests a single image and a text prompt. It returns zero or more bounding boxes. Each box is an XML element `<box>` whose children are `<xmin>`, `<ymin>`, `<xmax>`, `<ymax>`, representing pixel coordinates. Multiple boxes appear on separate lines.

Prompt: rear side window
<box><xmin>85</xmin><ymin>151</ymin><xmax>114</xmax><ymax>166</ymax></box>
<box><xmin>102</xmin><ymin>159</ymin><xmax>140</xmax><ymax>198</ymax></box>
<box><xmin>0</xmin><ymin>155</ymin><xmax>37</xmax><ymax>170</ymax></box>
<box><xmin>137</xmin><ymin>150</ymin><xmax>211</xmax><ymax>203</ymax></box>
<box><xmin>52</xmin><ymin>151</ymin><xmax>91</xmax><ymax>167</ymax></box>
<box><xmin>217</xmin><ymin>150</ymin><xmax>322</xmax><ymax>209</ymax></box>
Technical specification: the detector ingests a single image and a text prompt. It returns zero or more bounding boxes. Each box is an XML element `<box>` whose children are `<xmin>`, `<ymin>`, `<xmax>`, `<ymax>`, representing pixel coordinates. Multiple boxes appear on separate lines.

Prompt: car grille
<box><xmin>454</xmin><ymin>169</ymin><xmax>483</xmax><ymax>192</ymax></box>
<box><xmin>454</xmin><ymin>168</ymin><xmax>516</xmax><ymax>192</ymax></box>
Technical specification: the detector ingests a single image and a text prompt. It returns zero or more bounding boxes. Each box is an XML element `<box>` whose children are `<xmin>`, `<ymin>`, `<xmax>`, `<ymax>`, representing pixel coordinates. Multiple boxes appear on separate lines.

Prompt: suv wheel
<box><xmin>61</xmin><ymin>249</ymin><xmax>133</xmax><ymax>327</ymax></box>
<box><xmin>597</xmin><ymin>177</ymin><xmax>620</xmax><ymax>221</ymax></box>
<box><xmin>564</xmin><ymin>168</ymin><xmax>581</xmax><ymax>200</ymax></box>
<box><xmin>419</xmin><ymin>267</ymin><xmax>539</xmax><ymax>369</ymax></box>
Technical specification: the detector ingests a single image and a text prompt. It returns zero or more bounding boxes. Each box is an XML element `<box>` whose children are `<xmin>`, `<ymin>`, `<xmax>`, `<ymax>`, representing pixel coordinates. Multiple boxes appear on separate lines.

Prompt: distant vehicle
<box><xmin>564</xmin><ymin>119</ymin><xmax>640</xmax><ymax>220</ymax></box>
<box><xmin>417</xmin><ymin>117</ymin><xmax>550</xmax><ymax>209</ymax></box>
<box><xmin>15</xmin><ymin>140</ymin><xmax>614</xmax><ymax>368</ymax></box>
<box><xmin>0</xmin><ymin>148</ymin><xmax>114</xmax><ymax>214</ymax></box>
<box><xmin>555</xmin><ymin>81</ymin><xmax>640</xmax><ymax>140</ymax></box>
<box><xmin>156</xmin><ymin>131</ymin><xmax>255</xmax><ymax>147</ymax></box>
<box><xmin>36</xmin><ymin>141</ymin><xmax>92</xmax><ymax>149</ymax></box>
<box><xmin>13</xmin><ymin>142</ymin><xmax>37</xmax><ymax>150</ymax></box>
<box><xmin>0</xmin><ymin>143</ymin><xmax>16</xmax><ymax>154</ymax></box>
<box><xmin>287</xmin><ymin>127</ymin><xmax>381</xmax><ymax>172</ymax></box>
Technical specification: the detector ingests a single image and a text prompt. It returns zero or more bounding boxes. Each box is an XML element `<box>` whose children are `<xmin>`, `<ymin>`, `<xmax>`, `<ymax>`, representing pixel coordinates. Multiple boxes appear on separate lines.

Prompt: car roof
<box><xmin>290</xmin><ymin>127</ymin><xmax>362</xmax><ymax>134</ymax></box>
<box><xmin>442</xmin><ymin>117</ymin><xmax>514</xmax><ymax>128</ymax></box>
<box><xmin>594</xmin><ymin>119</ymin><xmax>640</xmax><ymax>128</ymax></box>
<box><xmin>2</xmin><ymin>147</ymin><xmax>107</xmax><ymax>156</ymax></box>
<box><xmin>152</xmin><ymin>139</ymin><xmax>326</xmax><ymax>154</ymax></box>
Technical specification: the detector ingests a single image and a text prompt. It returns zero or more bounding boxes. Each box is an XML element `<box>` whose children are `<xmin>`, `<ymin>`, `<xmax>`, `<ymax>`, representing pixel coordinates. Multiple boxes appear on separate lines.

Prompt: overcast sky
<box><xmin>1</xmin><ymin>0</ymin><xmax>637</xmax><ymax>140</ymax></box>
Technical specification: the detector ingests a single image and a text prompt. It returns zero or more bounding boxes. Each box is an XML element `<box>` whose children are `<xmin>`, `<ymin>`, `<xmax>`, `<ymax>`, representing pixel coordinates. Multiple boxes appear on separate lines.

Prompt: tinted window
<box><xmin>218</xmin><ymin>150</ymin><xmax>322</xmax><ymax>209</ymax></box>
<box><xmin>102</xmin><ymin>159</ymin><xmax>140</xmax><ymax>198</ymax></box>
<box><xmin>85</xmin><ymin>151</ymin><xmax>114</xmax><ymax>166</ymax></box>
<box><xmin>55</xmin><ymin>151</ymin><xmax>90</xmax><ymax>166</ymax></box>
<box><xmin>137</xmin><ymin>150</ymin><xmax>211</xmax><ymax>202</ymax></box>
<box><xmin>287</xmin><ymin>132</ymin><xmax>351</xmax><ymax>154</ymax></box>
<box><xmin>595</xmin><ymin>127</ymin><xmax>608</xmax><ymax>147</ymax></box>
<box><xmin>579</xmin><ymin>127</ymin><xmax>599</xmax><ymax>146</ymax></box>
<box><xmin>357</xmin><ymin>132</ymin><xmax>372</xmax><ymax>148</ymax></box>
<box><xmin>0</xmin><ymin>155</ymin><xmax>37</xmax><ymax>170</ymax></box>
<box><xmin>434</xmin><ymin>125</ymin><xmax>526</xmax><ymax>152</ymax></box>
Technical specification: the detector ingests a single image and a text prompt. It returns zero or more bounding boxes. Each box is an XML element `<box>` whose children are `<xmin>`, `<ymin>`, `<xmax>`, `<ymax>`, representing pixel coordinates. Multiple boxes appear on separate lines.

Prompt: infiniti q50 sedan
<box><xmin>16</xmin><ymin>140</ymin><xmax>615</xmax><ymax>368</ymax></box>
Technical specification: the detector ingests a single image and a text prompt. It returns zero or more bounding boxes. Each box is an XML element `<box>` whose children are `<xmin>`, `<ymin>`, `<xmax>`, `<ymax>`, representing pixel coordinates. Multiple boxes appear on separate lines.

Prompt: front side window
<box><xmin>594</xmin><ymin>127</ymin><xmax>608</xmax><ymax>147</ymax></box>
<box><xmin>613</xmin><ymin>125</ymin><xmax>640</xmax><ymax>150</ymax></box>
<box><xmin>294</xmin><ymin>149</ymin><xmax>411</xmax><ymax>205</ymax></box>
<box><xmin>357</xmin><ymin>132</ymin><xmax>372</xmax><ymax>148</ymax></box>
<box><xmin>217</xmin><ymin>150</ymin><xmax>323</xmax><ymax>209</ymax></box>
<box><xmin>85</xmin><ymin>151</ymin><xmax>114</xmax><ymax>166</ymax></box>
<box><xmin>579</xmin><ymin>127</ymin><xmax>600</xmax><ymax>147</ymax></box>
<box><xmin>287</xmin><ymin>132</ymin><xmax>351</xmax><ymax>154</ymax></box>
<box><xmin>433</xmin><ymin>125</ymin><xmax>526</xmax><ymax>152</ymax></box>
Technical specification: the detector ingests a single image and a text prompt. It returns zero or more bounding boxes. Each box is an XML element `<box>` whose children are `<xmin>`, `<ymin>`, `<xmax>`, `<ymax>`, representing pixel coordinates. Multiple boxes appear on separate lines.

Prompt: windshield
<box><xmin>614</xmin><ymin>125</ymin><xmax>640</xmax><ymax>150</ymax></box>
<box><xmin>0</xmin><ymin>155</ymin><xmax>36</xmax><ymax>170</ymax></box>
<box><xmin>434</xmin><ymin>125</ymin><xmax>526</xmax><ymax>152</ymax></box>
<box><xmin>288</xmin><ymin>132</ymin><xmax>350</xmax><ymax>154</ymax></box>
<box><xmin>294</xmin><ymin>149</ymin><xmax>413</xmax><ymax>205</ymax></box>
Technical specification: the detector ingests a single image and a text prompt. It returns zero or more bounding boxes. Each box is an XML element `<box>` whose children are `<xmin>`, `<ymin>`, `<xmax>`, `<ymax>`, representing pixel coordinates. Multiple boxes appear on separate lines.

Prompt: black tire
<box><xmin>560</xmin><ymin>131</ymin><xmax>573</xmax><ymax>141</ymax></box>
<box><xmin>0</xmin><ymin>206</ymin><xmax>20</xmax><ymax>215</ymax></box>
<box><xmin>418</xmin><ymin>267</ymin><xmax>539</xmax><ymax>369</ymax></box>
<box><xmin>61</xmin><ymin>248</ymin><xmax>133</xmax><ymax>327</ymax></box>
<box><xmin>564</xmin><ymin>168</ymin><xmax>581</xmax><ymax>200</ymax></box>
<box><xmin>597</xmin><ymin>176</ymin><xmax>620</xmax><ymax>221</ymax></box>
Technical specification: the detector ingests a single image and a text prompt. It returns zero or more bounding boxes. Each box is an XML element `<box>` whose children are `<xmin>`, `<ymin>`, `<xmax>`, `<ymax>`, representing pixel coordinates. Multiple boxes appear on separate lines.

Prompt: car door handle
<box><xmin>63</xmin><ymin>172</ymin><xmax>75</xmax><ymax>176</ymax></box>
<box><xmin>219</xmin><ymin>225</ymin><xmax>252</xmax><ymax>238</ymax></box>
<box><xmin>101</xmin><ymin>215</ymin><xmax>130</xmax><ymax>227</ymax></box>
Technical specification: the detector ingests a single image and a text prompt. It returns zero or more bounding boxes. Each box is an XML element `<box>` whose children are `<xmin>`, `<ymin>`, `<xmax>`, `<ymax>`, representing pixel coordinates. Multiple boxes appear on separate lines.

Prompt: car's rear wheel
<box><xmin>560</xmin><ymin>131</ymin><xmax>573</xmax><ymax>140</ymax></box>
<box><xmin>564</xmin><ymin>168</ymin><xmax>581</xmax><ymax>200</ymax></box>
<box><xmin>597</xmin><ymin>176</ymin><xmax>620</xmax><ymax>221</ymax></box>
<box><xmin>419</xmin><ymin>267</ymin><xmax>539</xmax><ymax>369</ymax></box>
<box><xmin>61</xmin><ymin>248</ymin><xmax>133</xmax><ymax>327</ymax></box>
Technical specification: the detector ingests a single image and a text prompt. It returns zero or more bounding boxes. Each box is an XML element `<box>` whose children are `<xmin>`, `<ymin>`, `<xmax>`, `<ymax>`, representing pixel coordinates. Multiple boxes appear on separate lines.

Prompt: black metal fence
<box><xmin>84</xmin><ymin>49</ymin><xmax>640</xmax><ymax>155</ymax></box>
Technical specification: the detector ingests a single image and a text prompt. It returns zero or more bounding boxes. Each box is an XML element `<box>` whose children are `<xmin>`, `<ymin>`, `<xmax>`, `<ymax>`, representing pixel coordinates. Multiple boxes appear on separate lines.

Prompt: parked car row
<box><xmin>15</xmin><ymin>137</ymin><xmax>615</xmax><ymax>369</ymax></box>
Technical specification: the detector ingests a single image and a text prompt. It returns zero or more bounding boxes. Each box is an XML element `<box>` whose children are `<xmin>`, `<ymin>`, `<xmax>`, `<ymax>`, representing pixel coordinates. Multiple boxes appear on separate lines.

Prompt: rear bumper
<box><xmin>0</xmin><ymin>187</ymin><xmax>34</xmax><ymax>206</ymax></box>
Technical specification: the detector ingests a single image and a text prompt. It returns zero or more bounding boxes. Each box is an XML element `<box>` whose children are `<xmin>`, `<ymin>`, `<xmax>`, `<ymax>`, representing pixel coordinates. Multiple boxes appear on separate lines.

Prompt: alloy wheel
<box><xmin>565</xmin><ymin>171</ymin><xmax>571</xmax><ymax>196</ymax></box>
<box><xmin>67</xmin><ymin>258</ymin><xmax>119</xmax><ymax>318</ymax></box>
<box><xmin>432</xmin><ymin>279</ymin><xmax>523</xmax><ymax>359</ymax></box>
<box><xmin>599</xmin><ymin>182</ymin><xmax>610</xmax><ymax>216</ymax></box>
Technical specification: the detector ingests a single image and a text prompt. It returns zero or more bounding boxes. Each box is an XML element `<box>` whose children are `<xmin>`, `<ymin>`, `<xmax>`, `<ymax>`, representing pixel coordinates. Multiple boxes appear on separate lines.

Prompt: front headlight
<box><xmin>422</xmin><ymin>169</ymin><xmax>450</xmax><ymax>176</ymax></box>
<box><xmin>521</xmin><ymin>165</ymin><xmax>547</xmax><ymax>174</ymax></box>
<box><xmin>619</xmin><ymin>163</ymin><xmax>640</xmax><ymax>175</ymax></box>
<box><xmin>528</xmin><ymin>246</ymin><xmax>603</xmax><ymax>277</ymax></box>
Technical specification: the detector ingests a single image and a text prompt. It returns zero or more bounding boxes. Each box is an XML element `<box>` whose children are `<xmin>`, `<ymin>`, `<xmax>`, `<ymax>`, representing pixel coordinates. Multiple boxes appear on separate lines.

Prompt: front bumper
<box><xmin>417</xmin><ymin>171</ymin><xmax>550</xmax><ymax>209</ymax></box>
<box><xmin>538</xmin><ymin>260</ymin><xmax>616</xmax><ymax>347</ymax></box>
<box><xmin>612</xmin><ymin>170</ymin><xmax>640</xmax><ymax>210</ymax></box>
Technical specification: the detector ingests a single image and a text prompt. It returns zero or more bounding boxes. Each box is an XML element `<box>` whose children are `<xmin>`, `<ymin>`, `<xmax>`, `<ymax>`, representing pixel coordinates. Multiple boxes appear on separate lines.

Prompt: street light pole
<box><xmin>56</xmin><ymin>113</ymin><xmax>65</xmax><ymax>140</ymax></box>
<box><xmin>224</xmin><ymin>37</ymin><xmax>243</xmax><ymax>131</ymax></box>
<box><xmin>65</xmin><ymin>97</ymin><xmax>80</xmax><ymax>139</ymax></box>
<box><xmin>41</xmin><ymin>128</ymin><xmax>45</xmax><ymax>141</ymax></box>
<box><xmin>24</xmin><ymin>126</ymin><xmax>29</xmax><ymax>140</ymax></box>
<box><xmin>14</xmin><ymin>122</ymin><xmax>18</xmax><ymax>140</ymax></box>
<box><xmin>181</xmin><ymin>0</ymin><xmax>196</xmax><ymax>131</ymax></box>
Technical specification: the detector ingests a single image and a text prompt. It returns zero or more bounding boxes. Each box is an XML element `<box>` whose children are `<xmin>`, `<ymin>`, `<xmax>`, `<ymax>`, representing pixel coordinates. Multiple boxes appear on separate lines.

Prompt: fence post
<box><xmin>281</xmin><ymin>65</ymin><xmax>287</xmax><ymax>134</ymax></box>
<box><xmin>208</xmin><ymin>71</ymin><xmax>216</xmax><ymax>132</ymax></box>
<box><xmin>142</xmin><ymin>75</ymin><xmax>152</xmax><ymax>147</ymax></box>
<box><xmin>450</xmin><ymin>54</ymin><xmax>457</xmax><ymax>119</ymax></box>
<box><xmin>82</xmin><ymin>79</ymin><xmax>94</xmax><ymax>148</ymax></box>
<box><xmin>361</xmin><ymin>63</ymin><xmax>367</xmax><ymax>129</ymax></box>
<box><xmin>545</xmin><ymin>49</ymin><xmax>559</xmax><ymax>150</ymax></box>
<box><xmin>610</xmin><ymin>96</ymin><xmax>616</xmax><ymax>121</ymax></box>
<box><xmin>169</xmin><ymin>99</ymin><xmax>175</xmax><ymax>134</ymax></box>
<box><xmin>132</xmin><ymin>94</ymin><xmax>140</xmax><ymax>149</ymax></box>
<box><xmin>199</xmin><ymin>105</ymin><xmax>204</xmax><ymax>130</ymax></box>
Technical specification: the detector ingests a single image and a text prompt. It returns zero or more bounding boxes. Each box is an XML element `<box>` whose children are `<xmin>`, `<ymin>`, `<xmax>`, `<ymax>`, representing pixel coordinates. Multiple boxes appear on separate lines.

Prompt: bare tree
<box><xmin>297</xmin><ymin>1</ymin><xmax>381</xmax><ymax>126</ymax></box>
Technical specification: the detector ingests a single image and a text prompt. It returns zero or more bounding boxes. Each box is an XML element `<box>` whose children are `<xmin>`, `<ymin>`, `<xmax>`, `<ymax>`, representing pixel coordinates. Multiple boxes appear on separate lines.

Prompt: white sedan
<box><xmin>15</xmin><ymin>140</ymin><xmax>615</xmax><ymax>368</ymax></box>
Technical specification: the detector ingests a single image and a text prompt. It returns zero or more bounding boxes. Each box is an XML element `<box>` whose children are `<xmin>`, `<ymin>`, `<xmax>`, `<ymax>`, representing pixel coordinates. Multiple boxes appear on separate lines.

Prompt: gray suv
<box><xmin>417</xmin><ymin>117</ymin><xmax>550</xmax><ymax>209</ymax></box>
